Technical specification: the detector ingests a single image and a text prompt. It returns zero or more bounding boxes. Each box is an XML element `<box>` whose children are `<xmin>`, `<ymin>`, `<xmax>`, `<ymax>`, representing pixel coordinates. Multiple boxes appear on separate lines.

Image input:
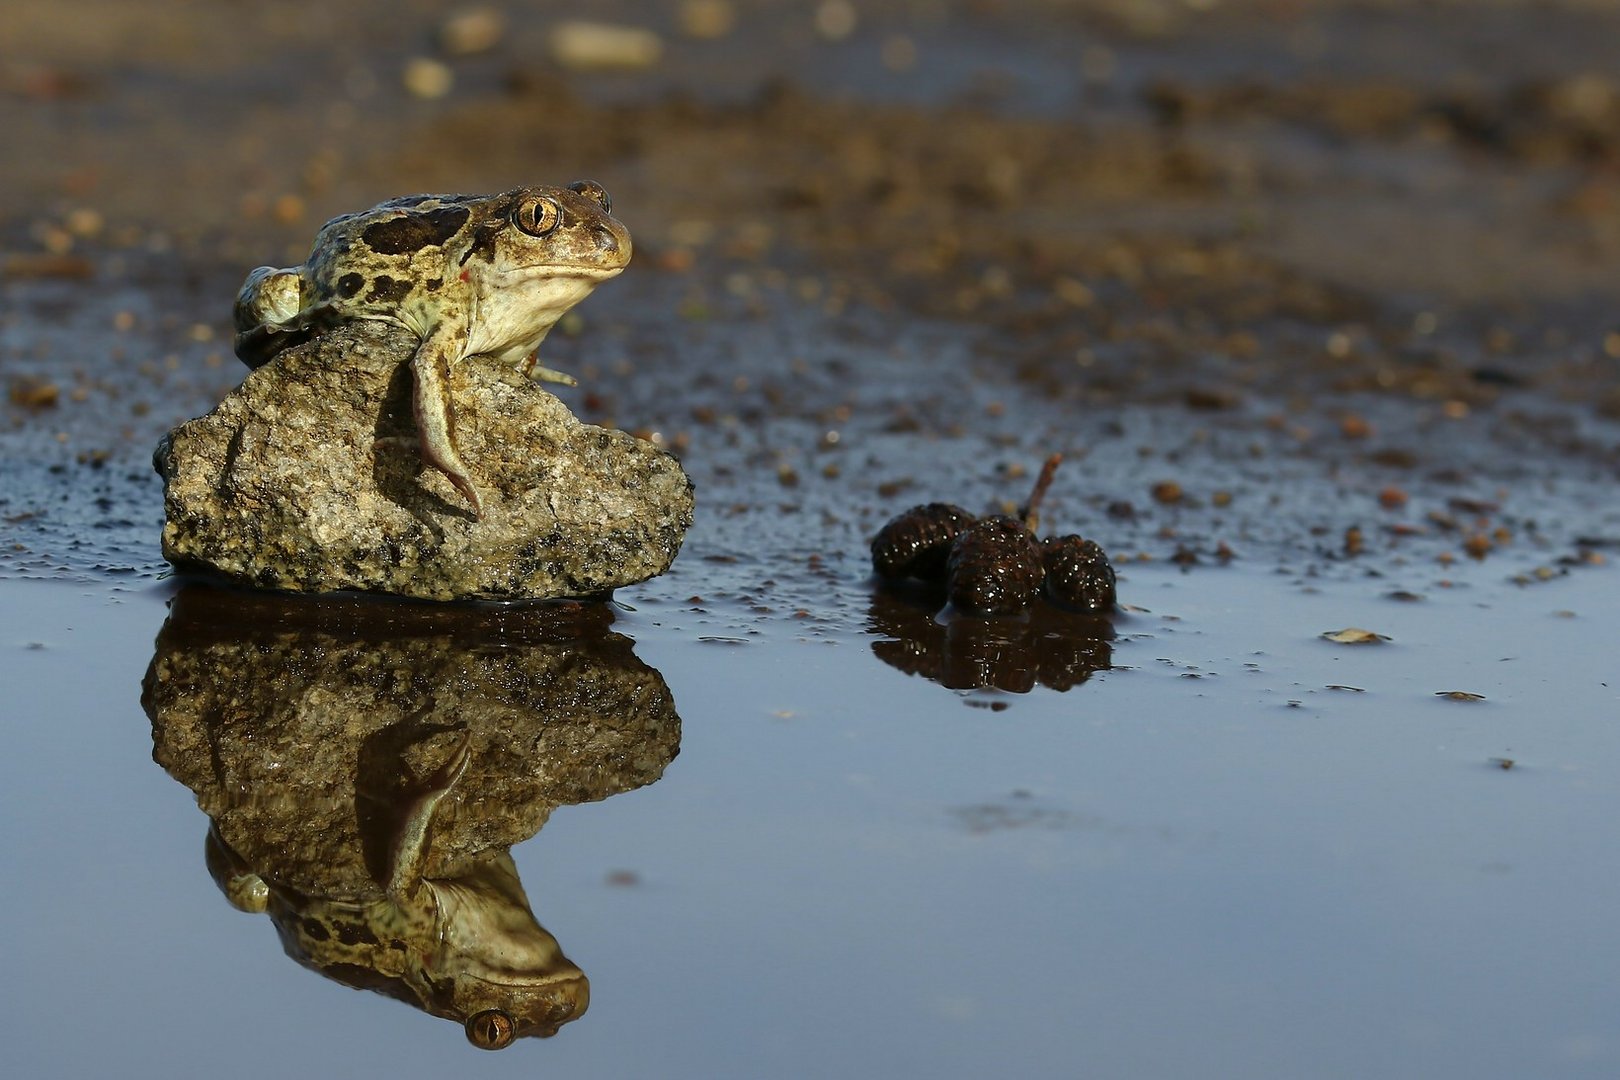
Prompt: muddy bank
<box><xmin>4</xmin><ymin>0</ymin><xmax>1619</xmax><ymax>605</ymax></box>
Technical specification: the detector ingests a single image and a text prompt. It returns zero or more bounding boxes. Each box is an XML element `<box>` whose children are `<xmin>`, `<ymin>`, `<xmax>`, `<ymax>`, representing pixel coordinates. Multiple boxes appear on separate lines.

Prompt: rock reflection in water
<box><xmin>867</xmin><ymin>586</ymin><xmax>1113</xmax><ymax>693</ymax></box>
<box><xmin>142</xmin><ymin>586</ymin><xmax>680</xmax><ymax>1049</ymax></box>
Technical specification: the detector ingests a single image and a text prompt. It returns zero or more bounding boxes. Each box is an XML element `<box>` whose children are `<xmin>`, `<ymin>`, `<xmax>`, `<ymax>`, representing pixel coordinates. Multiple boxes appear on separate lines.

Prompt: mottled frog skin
<box><xmin>233</xmin><ymin>182</ymin><xmax>631</xmax><ymax>517</ymax></box>
<box><xmin>206</xmin><ymin>737</ymin><xmax>588</xmax><ymax>1049</ymax></box>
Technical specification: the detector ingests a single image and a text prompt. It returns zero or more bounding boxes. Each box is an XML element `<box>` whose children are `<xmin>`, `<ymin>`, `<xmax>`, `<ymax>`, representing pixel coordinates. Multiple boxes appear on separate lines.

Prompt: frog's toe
<box><xmin>522</xmin><ymin>353</ymin><xmax>578</xmax><ymax>387</ymax></box>
<box><xmin>446</xmin><ymin>470</ymin><xmax>484</xmax><ymax>518</ymax></box>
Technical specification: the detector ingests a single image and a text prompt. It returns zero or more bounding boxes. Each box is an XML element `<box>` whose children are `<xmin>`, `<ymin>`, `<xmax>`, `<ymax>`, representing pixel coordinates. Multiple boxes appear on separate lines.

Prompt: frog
<box><xmin>205</xmin><ymin>734</ymin><xmax>589</xmax><ymax>1049</ymax></box>
<box><xmin>232</xmin><ymin>181</ymin><xmax>632</xmax><ymax>517</ymax></box>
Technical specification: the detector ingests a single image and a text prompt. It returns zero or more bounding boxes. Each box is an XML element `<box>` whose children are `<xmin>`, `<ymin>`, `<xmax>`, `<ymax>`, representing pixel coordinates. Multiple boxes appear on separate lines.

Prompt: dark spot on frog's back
<box><xmin>301</xmin><ymin>917</ymin><xmax>331</xmax><ymax>941</ymax></box>
<box><xmin>362</xmin><ymin>205</ymin><xmax>471</xmax><ymax>255</ymax></box>
<box><xmin>337</xmin><ymin>921</ymin><xmax>381</xmax><ymax>946</ymax></box>
<box><xmin>336</xmin><ymin>272</ymin><xmax>365</xmax><ymax>299</ymax></box>
<box><xmin>366</xmin><ymin>275</ymin><xmax>413</xmax><ymax>303</ymax></box>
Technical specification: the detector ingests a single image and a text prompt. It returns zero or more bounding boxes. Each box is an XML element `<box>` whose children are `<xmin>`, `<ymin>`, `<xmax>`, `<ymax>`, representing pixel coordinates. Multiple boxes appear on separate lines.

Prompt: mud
<box><xmin>6</xmin><ymin>2</ymin><xmax>1620</xmax><ymax>599</ymax></box>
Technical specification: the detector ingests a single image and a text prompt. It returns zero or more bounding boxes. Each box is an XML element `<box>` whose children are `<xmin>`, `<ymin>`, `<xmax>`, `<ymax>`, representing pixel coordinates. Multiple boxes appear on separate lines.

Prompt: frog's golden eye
<box><xmin>513</xmin><ymin>197</ymin><xmax>561</xmax><ymax>237</ymax></box>
<box><xmin>568</xmin><ymin>179</ymin><xmax>612</xmax><ymax>214</ymax></box>
<box><xmin>465</xmin><ymin>1009</ymin><xmax>517</xmax><ymax>1050</ymax></box>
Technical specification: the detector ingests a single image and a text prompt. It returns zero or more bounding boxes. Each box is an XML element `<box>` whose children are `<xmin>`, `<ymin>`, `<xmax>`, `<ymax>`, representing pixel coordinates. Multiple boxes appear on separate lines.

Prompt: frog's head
<box><xmin>460</xmin><ymin>181</ymin><xmax>632</xmax><ymax>362</ymax></box>
<box><xmin>477</xmin><ymin>181</ymin><xmax>630</xmax><ymax>282</ymax></box>
<box><xmin>461</xmin><ymin>973</ymin><xmax>591</xmax><ymax>1050</ymax></box>
<box><xmin>417</xmin><ymin>858</ymin><xmax>593</xmax><ymax>1049</ymax></box>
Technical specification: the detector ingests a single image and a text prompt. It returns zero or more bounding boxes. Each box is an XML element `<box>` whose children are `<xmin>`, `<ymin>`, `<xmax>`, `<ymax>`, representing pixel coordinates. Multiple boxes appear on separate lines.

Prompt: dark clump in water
<box><xmin>867</xmin><ymin>587</ymin><xmax>1113</xmax><ymax>693</ymax></box>
<box><xmin>1041</xmin><ymin>535</ymin><xmax>1118</xmax><ymax>614</ymax></box>
<box><xmin>945</xmin><ymin>515</ymin><xmax>1046</xmax><ymax>615</ymax></box>
<box><xmin>869</xmin><ymin>502</ymin><xmax>978</xmax><ymax>583</ymax></box>
<box><xmin>869</xmin><ymin>453</ymin><xmax>1118</xmax><ymax>624</ymax></box>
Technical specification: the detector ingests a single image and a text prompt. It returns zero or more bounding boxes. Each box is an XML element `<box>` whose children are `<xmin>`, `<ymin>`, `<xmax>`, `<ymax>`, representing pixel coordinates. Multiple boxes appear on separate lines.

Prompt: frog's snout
<box><xmin>594</xmin><ymin>221</ymin><xmax>632</xmax><ymax>265</ymax></box>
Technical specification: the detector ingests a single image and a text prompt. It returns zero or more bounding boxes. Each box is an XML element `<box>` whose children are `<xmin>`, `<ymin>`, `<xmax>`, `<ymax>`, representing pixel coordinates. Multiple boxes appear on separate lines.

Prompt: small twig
<box><xmin>1019</xmin><ymin>452</ymin><xmax>1064</xmax><ymax>533</ymax></box>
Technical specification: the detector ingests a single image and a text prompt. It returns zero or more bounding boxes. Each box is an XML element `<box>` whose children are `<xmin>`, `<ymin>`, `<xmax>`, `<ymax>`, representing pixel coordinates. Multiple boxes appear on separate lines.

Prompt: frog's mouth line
<box><xmin>507</xmin><ymin>263</ymin><xmax>628</xmax><ymax>280</ymax></box>
<box><xmin>458</xmin><ymin>968</ymin><xmax>589</xmax><ymax>989</ymax></box>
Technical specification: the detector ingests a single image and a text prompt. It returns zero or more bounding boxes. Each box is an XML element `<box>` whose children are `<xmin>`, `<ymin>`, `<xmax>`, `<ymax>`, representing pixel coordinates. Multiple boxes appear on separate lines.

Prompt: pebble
<box><xmin>402</xmin><ymin>57</ymin><xmax>454</xmax><ymax>99</ymax></box>
<box><xmin>9</xmin><ymin>377</ymin><xmax>60</xmax><ymax>409</ymax></box>
<box><xmin>1321</xmin><ymin>628</ymin><xmax>1390</xmax><ymax>644</ymax></box>
<box><xmin>814</xmin><ymin>1</ymin><xmax>858</xmax><ymax>41</ymax></box>
<box><xmin>550</xmin><ymin>21</ymin><xmax>664</xmax><ymax>70</ymax></box>
<box><xmin>438</xmin><ymin>7</ymin><xmax>505</xmax><ymax>56</ymax></box>
<box><xmin>679</xmin><ymin>0</ymin><xmax>735</xmax><ymax>39</ymax></box>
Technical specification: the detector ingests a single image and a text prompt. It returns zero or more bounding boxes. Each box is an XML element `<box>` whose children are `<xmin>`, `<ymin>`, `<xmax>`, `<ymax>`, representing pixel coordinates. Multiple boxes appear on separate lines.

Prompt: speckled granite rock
<box><xmin>154</xmin><ymin>320</ymin><xmax>693</xmax><ymax>600</ymax></box>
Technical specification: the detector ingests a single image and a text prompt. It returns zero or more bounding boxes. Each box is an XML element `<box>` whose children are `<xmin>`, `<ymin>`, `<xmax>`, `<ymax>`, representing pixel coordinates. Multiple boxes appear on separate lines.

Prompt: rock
<box><xmin>144</xmin><ymin>584</ymin><xmax>681</xmax><ymax>894</ymax></box>
<box><xmin>155</xmin><ymin>321</ymin><xmax>693</xmax><ymax>600</ymax></box>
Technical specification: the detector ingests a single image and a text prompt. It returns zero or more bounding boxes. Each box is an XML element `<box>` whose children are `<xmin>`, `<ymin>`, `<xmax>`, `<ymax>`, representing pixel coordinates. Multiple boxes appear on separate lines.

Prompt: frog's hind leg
<box><xmin>410</xmin><ymin>330</ymin><xmax>484</xmax><ymax>517</ymax></box>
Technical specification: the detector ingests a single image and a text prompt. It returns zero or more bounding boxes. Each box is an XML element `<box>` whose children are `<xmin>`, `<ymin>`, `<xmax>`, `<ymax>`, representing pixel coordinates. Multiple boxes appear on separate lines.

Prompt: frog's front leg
<box><xmin>410</xmin><ymin>321</ymin><xmax>483</xmax><ymax>517</ymax></box>
<box><xmin>387</xmin><ymin>731</ymin><xmax>472</xmax><ymax>902</ymax></box>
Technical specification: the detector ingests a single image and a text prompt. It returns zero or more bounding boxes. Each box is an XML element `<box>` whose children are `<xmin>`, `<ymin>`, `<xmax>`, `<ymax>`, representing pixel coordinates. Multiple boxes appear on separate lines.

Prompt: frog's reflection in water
<box><xmin>143</xmin><ymin>585</ymin><xmax>680</xmax><ymax>1049</ymax></box>
<box><xmin>867</xmin><ymin>585</ymin><xmax>1114</xmax><ymax>694</ymax></box>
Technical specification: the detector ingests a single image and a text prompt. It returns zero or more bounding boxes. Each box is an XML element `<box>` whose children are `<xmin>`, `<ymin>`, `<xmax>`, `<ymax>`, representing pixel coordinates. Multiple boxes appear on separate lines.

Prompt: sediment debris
<box><xmin>870</xmin><ymin>454</ymin><xmax>1117</xmax><ymax>617</ymax></box>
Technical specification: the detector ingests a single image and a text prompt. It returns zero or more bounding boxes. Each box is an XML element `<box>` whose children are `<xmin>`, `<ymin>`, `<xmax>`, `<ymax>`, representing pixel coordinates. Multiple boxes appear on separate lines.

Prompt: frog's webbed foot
<box><xmin>410</xmin><ymin>336</ymin><xmax>483</xmax><ymax>518</ymax></box>
<box><xmin>521</xmin><ymin>352</ymin><xmax>578</xmax><ymax>387</ymax></box>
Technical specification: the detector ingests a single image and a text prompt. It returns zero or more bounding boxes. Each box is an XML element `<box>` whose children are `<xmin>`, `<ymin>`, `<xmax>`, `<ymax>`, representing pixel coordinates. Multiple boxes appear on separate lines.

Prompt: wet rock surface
<box><xmin>153</xmin><ymin>320</ymin><xmax>694</xmax><ymax>600</ymax></box>
<box><xmin>144</xmin><ymin>584</ymin><xmax>681</xmax><ymax>892</ymax></box>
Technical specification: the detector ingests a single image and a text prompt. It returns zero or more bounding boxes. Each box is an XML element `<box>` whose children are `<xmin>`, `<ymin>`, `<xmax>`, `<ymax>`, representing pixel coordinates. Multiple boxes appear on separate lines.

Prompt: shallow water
<box><xmin>4</xmin><ymin>554</ymin><xmax>1616</xmax><ymax>1078</ymax></box>
<box><xmin>5</xmin><ymin>242</ymin><xmax>1618</xmax><ymax>1080</ymax></box>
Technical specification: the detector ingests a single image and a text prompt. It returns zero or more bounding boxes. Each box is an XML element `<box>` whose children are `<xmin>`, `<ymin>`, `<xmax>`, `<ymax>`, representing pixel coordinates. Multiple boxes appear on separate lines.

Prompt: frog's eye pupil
<box><xmin>465</xmin><ymin>1009</ymin><xmax>517</xmax><ymax>1050</ymax></box>
<box><xmin>516</xmin><ymin>198</ymin><xmax>560</xmax><ymax>237</ymax></box>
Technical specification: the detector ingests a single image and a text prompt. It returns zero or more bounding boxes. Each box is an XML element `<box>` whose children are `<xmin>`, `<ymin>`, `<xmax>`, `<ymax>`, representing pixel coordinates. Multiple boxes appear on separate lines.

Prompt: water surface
<box><xmin>4</xmin><ymin>559</ymin><xmax>1615</xmax><ymax>1078</ymax></box>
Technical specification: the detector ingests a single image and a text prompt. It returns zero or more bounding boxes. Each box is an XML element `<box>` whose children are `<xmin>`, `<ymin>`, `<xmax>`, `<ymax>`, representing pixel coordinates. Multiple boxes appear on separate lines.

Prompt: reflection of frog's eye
<box><xmin>568</xmin><ymin>179</ymin><xmax>612</xmax><ymax>214</ymax></box>
<box><xmin>465</xmin><ymin>1009</ymin><xmax>517</xmax><ymax>1050</ymax></box>
<box><xmin>514</xmin><ymin>198</ymin><xmax>561</xmax><ymax>237</ymax></box>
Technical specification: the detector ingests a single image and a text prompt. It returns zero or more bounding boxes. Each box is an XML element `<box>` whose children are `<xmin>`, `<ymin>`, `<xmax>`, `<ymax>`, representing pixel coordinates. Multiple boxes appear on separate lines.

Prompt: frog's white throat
<box><xmin>465</xmin><ymin>268</ymin><xmax>619</xmax><ymax>362</ymax></box>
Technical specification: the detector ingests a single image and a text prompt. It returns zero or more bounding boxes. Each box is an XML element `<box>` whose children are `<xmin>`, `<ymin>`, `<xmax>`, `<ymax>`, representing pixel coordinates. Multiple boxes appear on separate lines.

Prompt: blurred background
<box><xmin>6</xmin><ymin>0</ymin><xmax>1620</xmax><ymax>597</ymax></box>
